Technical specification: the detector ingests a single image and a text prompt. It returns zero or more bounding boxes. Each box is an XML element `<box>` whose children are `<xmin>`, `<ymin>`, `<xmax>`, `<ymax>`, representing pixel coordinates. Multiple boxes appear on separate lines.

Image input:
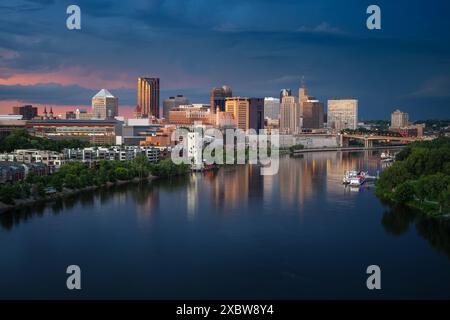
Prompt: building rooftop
<box><xmin>28</xmin><ymin>119</ymin><xmax>119</xmax><ymax>124</ymax></box>
<box><xmin>93</xmin><ymin>89</ymin><xmax>115</xmax><ymax>99</ymax></box>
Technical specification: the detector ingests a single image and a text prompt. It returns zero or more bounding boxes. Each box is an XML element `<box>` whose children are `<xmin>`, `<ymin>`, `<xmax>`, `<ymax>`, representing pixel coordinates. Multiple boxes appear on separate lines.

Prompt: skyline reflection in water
<box><xmin>0</xmin><ymin>149</ymin><xmax>449</xmax><ymax>299</ymax></box>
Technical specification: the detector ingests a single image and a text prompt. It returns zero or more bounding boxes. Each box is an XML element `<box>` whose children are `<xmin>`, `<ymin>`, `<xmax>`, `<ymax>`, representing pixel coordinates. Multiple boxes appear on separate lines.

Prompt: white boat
<box><xmin>343</xmin><ymin>170</ymin><xmax>368</xmax><ymax>184</ymax></box>
<box><xmin>349</xmin><ymin>175</ymin><xmax>366</xmax><ymax>186</ymax></box>
<box><xmin>381</xmin><ymin>152</ymin><xmax>394</xmax><ymax>162</ymax></box>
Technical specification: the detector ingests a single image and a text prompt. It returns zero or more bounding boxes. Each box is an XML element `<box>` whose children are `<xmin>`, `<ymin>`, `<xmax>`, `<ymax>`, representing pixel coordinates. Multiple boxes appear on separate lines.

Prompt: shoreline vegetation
<box><xmin>0</xmin><ymin>155</ymin><xmax>190</xmax><ymax>214</ymax></box>
<box><xmin>375</xmin><ymin>137</ymin><xmax>450</xmax><ymax>217</ymax></box>
<box><xmin>0</xmin><ymin>129</ymin><xmax>90</xmax><ymax>152</ymax></box>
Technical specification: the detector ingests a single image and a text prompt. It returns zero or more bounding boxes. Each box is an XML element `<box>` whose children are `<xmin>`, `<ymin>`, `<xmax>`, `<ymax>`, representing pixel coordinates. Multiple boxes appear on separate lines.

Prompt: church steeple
<box><xmin>43</xmin><ymin>107</ymin><xmax>48</xmax><ymax>119</ymax></box>
<box><xmin>49</xmin><ymin>107</ymin><xmax>54</xmax><ymax>119</ymax></box>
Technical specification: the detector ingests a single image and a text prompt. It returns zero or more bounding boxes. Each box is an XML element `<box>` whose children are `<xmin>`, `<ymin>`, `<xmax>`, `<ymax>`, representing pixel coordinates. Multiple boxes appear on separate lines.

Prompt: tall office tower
<box><xmin>137</xmin><ymin>77</ymin><xmax>160</xmax><ymax>118</ymax></box>
<box><xmin>163</xmin><ymin>95</ymin><xmax>189</xmax><ymax>120</ymax></box>
<box><xmin>327</xmin><ymin>99</ymin><xmax>358</xmax><ymax>130</ymax></box>
<box><xmin>390</xmin><ymin>109</ymin><xmax>409</xmax><ymax>128</ymax></box>
<box><xmin>264</xmin><ymin>97</ymin><xmax>280</xmax><ymax>120</ymax></box>
<box><xmin>280</xmin><ymin>96</ymin><xmax>301</xmax><ymax>134</ymax></box>
<box><xmin>302</xmin><ymin>97</ymin><xmax>324</xmax><ymax>129</ymax></box>
<box><xmin>248</xmin><ymin>98</ymin><xmax>265</xmax><ymax>132</ymax></box>
<box><xmin>299</xmin><ymin>78</ymin><xmax>308</xmax><ymax>106</ymax></box>
<box><xmin>92</xmin><ymin>89</ymin><xmax>119</xmax><ymax>119</ymax></box>
<box><xmin>12</xmin><ymin>105</ymin><xmax>38</xmax><ymax>120</ymax></box>
<box><xmin>225</xmin><ymin>97</ymin><xmax>264</xmax><ymax>131</ymax></box>
<box><xmin>280</xmin><ymin>89</ymin><xmax>291</xmax><ymax>102</ymax></box>
<box><xmin>210</xmin><ymin>85</ymin><xmax>232</xmax><ymax>113</ymax></box>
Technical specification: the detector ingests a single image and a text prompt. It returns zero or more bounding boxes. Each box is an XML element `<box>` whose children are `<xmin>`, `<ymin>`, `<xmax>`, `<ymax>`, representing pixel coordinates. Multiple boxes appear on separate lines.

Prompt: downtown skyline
<box><xmin>0</xmin><ymin>0</ymin><xmax>450</xmax><ymax>120</ymax></box>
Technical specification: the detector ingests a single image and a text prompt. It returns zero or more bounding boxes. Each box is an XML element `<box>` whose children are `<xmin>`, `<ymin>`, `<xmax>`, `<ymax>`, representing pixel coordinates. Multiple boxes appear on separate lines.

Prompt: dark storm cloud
<box><xmin>0</xmin><ymin>0</ymin><xmax>449</xmax><ymax>118</ymax></box>
<box><xmin>0</xmin><ymin>83</ymin><xmax>98</xmax><ymax>105</ymax></box>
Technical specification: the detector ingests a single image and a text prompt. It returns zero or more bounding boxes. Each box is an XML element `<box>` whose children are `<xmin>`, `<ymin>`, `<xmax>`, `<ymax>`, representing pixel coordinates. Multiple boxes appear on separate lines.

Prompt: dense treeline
<box><xmin>0</xmin><ymin>156</ymin><xmax>189</xmax><ymax>205</ymax></box>
<box><xmin>375</xmin><ymin>137</ymin><xmax>450</xmax><ymax>215</ymax></box>
<box><xmin>0</xmin><ymin>129</ymin><xmax>90</xmax><ymax>152</ymax></box>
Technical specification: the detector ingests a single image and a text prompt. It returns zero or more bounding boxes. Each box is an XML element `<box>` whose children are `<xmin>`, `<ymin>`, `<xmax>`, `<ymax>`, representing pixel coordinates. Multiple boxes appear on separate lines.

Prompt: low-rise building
<box><xmin>0</xmin><ymin>161</ymin><xmax>48</xmax><ymax>182</ymax></box>
<box><xmin>0</xmin><ymin>149</ymin><xmax>65</xmax><ymax>173</ymax></box>
<box><xmin>63</xmin><ymin>146</ymin><xmax>159</xmax><ymax>164</ymax></box>
<box><xmin>26</xmin><ymin>119</ymin><xmax>120</xmax><ymax>145</ymax></box>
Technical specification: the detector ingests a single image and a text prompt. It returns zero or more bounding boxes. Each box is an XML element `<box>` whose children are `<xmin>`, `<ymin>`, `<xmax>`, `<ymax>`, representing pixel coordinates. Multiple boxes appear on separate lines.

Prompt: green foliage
<box><xmin>114</xmin><ymin>167</ymin><xmax>130</xmax><ymax>180</ymax></box>
<box><xmin>392</xmin><ymin>181</ymin><xmax>415</xmax><ymax>204</ymax></box>
<box><xmin>0</xmin><ymin>153</ymin><xmax>190</xmax><ymax>205</ymax></box>
<box><xmin>0</xmin><ymin>129</ymin><xmax>90</xmax><ymax>153</ymax></box>
<box><xmin>0</xmin><ymin>183</ymin><xmax>15</xmax><ymax>204</ymax></box>
<box><xmin>149</xmin><ymin>157</ymin><xmax>190</xmax><ymax>178</ymax></box>
<box><xmin>376</xmin><ymin>137</ymin><xmax>450</xmax><ymax>215</ymax></box>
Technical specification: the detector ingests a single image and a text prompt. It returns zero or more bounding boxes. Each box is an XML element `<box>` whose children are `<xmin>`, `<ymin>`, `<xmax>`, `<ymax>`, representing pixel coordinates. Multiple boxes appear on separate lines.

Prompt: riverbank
<box><xmin>0</xmin><ymin>175</ymin><xmax>156</xmax><ymax>214</ymax></box>
<box><xmin>375</xmin><ymin>137</ymin><xmax>450</xmax><ymax>217</ymax></box>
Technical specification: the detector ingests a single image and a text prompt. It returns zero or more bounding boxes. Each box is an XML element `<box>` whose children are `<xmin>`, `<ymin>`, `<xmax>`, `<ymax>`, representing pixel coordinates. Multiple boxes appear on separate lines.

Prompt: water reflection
<box><xmin>1</xmin><ymin>149</ymin><xmax>449</xmax><ymax>263</ymax></box>
<box><xmin>382</xmin><ymin>206</ymin><xmax>450</xmax><ymax>259</ymax></box>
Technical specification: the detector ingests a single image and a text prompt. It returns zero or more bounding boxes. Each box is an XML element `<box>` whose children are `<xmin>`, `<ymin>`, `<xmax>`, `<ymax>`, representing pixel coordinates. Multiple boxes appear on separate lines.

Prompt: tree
<box><xmin>64</xmin><ymin>173</ymin><xmax>79</xmax><ymax>189</ymax></box>
<box><xmin>392</xmin><ymin>181</ymin><xmax>414</xmax><ymax>205</ymax></box>
<box><xmin>0</xmin><ymin>184</ymin><xmax>15</xmax><ymax>205</ymax></box>
<box><xmin>51</xmin><ymin>175</ymin><xmax>64</xmax><ymax>192</ymax></box>
<box><xmin>413</xmin><ymin>176</ymin><xmax>431</xmax><ymax>204</ymax></box>
<box><xmin>114</xmin><ymin>167</ymin><xmax>129</xmax><ymax>181</ymax></box>
<box><xmin>441</xmin><ymin>186</ymin><xmax>450</xmax><ymax>214</ymax></box>
<box><xmin>35</xmin><ymin>182</ymin><xmax>46</xmax><ymax>199</ymax></box>
<box><xmin>132</xmin><ymin>154</ymin><xmax>149</xmax><ymax>179</ymax></box>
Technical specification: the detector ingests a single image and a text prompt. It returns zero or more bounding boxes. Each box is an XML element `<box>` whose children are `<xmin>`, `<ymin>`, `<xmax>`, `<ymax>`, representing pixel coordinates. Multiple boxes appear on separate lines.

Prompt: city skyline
<box><xmin>0</xmin><ymin>0</ymin><xmax>449</xmax><ymax>120</ymax></box>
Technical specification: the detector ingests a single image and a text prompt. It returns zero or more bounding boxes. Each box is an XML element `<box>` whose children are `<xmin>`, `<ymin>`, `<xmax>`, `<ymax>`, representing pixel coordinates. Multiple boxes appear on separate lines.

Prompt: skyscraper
<box><xmin>92</xmin><ymin>89</ymin><xmax>119</xmax><ymax>119</ymax></box>
<box><xmin>299</xmin><ymin>79</ymin><xmax>308</xmax><ymax>107</ymax></box>
<box><xmin>327</xmin><ymin>99</ymin><xmax>358</xmax><ymax>130</ymax></box>
<box><xmin>297</xmin><ymin>79</ymin><xmax>324</xmax><ymax>129</ymax></box>
<box><xmin>225</xmin><ymin>97</ymin><xmax>264</xmax><ymax>131</ymax></box>
<box><xmin>137</xmin><ymin>77</ymin><xmax>160</xmax><ymax>118</ymax></box>
<box><xmin>280</xmin><ymin>96</ymin><xmax>301</xmax><ymax>134</ymax></box>
<box><xmin>163</xmin><ymin>95</ymin><xmax>189</xmax><ymax>120</ymax></box>
<box><xmin>390</xmin><ymin>109</ymin><xmax>409</xmax><ymax>128</ymax></box>
<box><xmin>280</xmin><ymin>89</ymin><xmax>291</xmax><ymax>102</ymax></box>
<box><xmin>302</xmin><ymin>97</ymin><xmax>324</xmax><ymax>129</ymax></box>
<box><xmin>264</xmin><ymin>97</ymin><xmax>280</xmax><ymax>120</ymax></box>
<box><xmin>210</xmin><ymin>85</ymin><xmax>232</xmax><ymax>113</ymax></box>
<box><xmin>248</xmin><ymin>98</ymin><xmax>265</xmax><ymax>132</ymax></box>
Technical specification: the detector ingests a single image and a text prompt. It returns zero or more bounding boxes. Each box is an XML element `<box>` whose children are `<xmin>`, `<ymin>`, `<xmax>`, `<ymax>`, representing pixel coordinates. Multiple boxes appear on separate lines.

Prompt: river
<box><xmin>1</xmin><ymin>149</ymin><xmax>449</xmax><ymax>299</ymax></box>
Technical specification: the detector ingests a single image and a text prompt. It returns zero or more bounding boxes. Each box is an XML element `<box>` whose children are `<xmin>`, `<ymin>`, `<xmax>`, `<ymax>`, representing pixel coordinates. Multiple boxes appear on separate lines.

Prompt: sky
<box><xmin>0</xmin><ymin>0</ymin><xmax>450</xmax><ymax>120</ymax></box>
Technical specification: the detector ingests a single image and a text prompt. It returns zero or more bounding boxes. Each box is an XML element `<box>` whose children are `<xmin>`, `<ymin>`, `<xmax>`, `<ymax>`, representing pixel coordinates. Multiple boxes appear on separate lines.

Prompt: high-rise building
<box><xmin>210</xmin><ymin>85</ymin><xmax>232</xmax><ymax>113</ymax></box>
<box><xmin>163</xmin><ymin>95</ymin><xmax>189</xmax><ymax>120</ymax></box>
<box><xmin>92</xmin><ymin>89</ymin><xmax>119</xmax><ymax>119</ymax></box>
<box><xmin>137</xmin><ymin>77</ymin><xmax>160</xmax><ymax>118</ymax></box>
<box><xmin>302</xmin><ymin>98</ymin><xmax>324</xmax><ymax>129</ymax></box>
<box><xmin>225</xmin><ymin>97</ymin><xmax>264</xmax><ymax>131</ymax></box>
<box><xmin>280</xmin><ymin>96</ymin><xmax>301</xmax><ymax>134</ymax></box>
<box><xmin>280</xmin><ymin>89</ymin><xmax>291</xmax><ymax>102</ymax></box>
<box><xmin>264</xmin><ymin>97</ymin><xmax>280</xmax><ymax>120</ymax></box>
<box><xmin>390</xmin><ymin>109</ymin><xmax>409</xmax><ymax>128</ymax></box>
<box><xmin>297</xmin><ymin>79</ymin><xmax>324</xmax><ymax>130</ymax></box>
<box><xmin>12</xmin><ymin>105</ymin><xmax>38</xmax><ymax>120</ymax></box>
<box><xmin>327</xmin><ymin>99</ymin><xmax>358</xmax><ymax>130</ymax></box>
<box><xmin>248</xmin><ymin>98</ymin><xmax>264</xmax><ymax>132</ymax></box>
<box><xmin>299</xmin><ymin>83</ymin><xmax>308</xmax><ymax>107</ymax></box>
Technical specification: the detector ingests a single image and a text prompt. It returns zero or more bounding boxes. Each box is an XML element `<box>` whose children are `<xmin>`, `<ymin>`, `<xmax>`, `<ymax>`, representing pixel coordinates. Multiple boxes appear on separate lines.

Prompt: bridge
<box><xmin>340</xmin><ymin>133</ymin><xmax>422</xmax><ymax>148</ymax></box>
